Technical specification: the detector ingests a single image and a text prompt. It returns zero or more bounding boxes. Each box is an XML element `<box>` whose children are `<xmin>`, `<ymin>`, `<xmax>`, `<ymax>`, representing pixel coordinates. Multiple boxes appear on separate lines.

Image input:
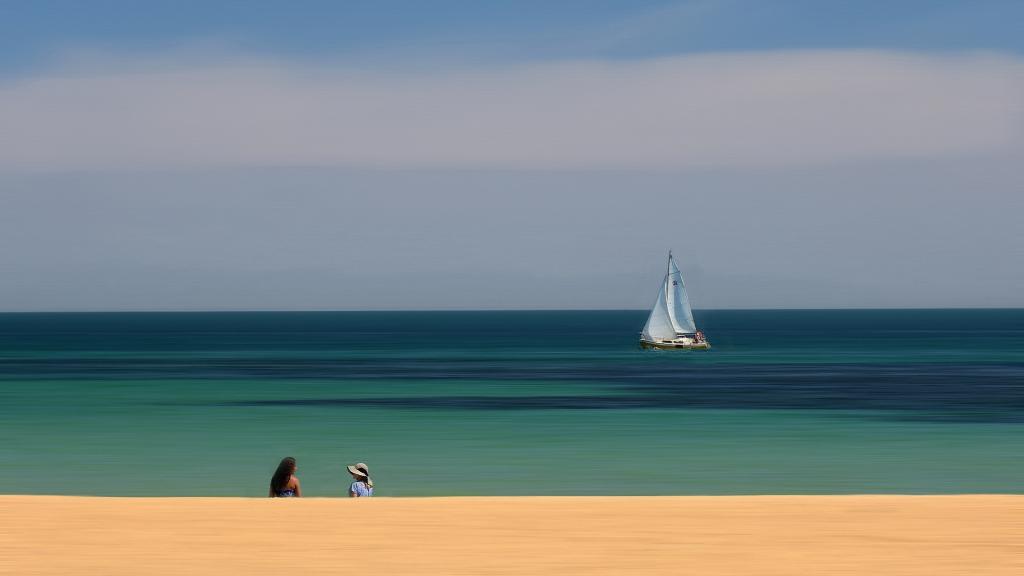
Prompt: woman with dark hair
<box><xmin>347</xmin><ymin>462</ymin><xmax>374</xmax><ymax>497</ymax></box>
<box><xmin>269</xmin><ymin>457</ymin><xmax>301</xmax><ymax>497</ymax></box>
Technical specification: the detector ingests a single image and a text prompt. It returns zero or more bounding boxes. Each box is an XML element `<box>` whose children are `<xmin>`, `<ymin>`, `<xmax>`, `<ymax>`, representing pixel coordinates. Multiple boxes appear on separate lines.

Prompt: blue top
<box><xmin>274</xmin><ymin>488</ymin><xmax>296</xmax><ymax>497</ymax></box>
<box><xmin>350</xmin><ymin>481</ymin><xmax>373</xmax><ymax>497</ymax></box>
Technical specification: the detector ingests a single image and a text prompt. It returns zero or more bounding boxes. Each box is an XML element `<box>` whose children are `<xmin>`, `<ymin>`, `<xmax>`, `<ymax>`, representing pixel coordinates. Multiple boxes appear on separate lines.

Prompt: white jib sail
<box><xmin>665</xmin><ymin>255</ymin><xmax>697</xmax><ymax>335</ymax></box>
<box><xmin>641</xmin><ymin>277</ymin><xmax>676</xmax><ymax>341</ymax></box>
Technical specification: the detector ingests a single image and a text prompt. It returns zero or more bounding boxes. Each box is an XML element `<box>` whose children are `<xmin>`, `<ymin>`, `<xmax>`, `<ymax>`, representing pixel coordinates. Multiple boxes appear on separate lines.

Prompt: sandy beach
<box><xmin>2</xmin><ymin>495</ymin><xmax>1021</xmax><ymax>575</ymax></box>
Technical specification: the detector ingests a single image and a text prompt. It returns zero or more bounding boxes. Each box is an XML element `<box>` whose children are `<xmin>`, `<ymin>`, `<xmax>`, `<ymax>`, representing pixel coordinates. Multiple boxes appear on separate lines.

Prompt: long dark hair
<box><xmin>270</xmin><ymin>457</ymin><xmax>296</xmax><ymax>494</ymax></box>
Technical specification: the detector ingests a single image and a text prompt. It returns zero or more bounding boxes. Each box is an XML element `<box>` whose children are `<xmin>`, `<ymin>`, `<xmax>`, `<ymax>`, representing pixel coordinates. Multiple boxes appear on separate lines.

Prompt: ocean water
<box><xmin>0</xmin><ymin>309</ymin><xmax>1021</xmax><ymax>497</ymax></box>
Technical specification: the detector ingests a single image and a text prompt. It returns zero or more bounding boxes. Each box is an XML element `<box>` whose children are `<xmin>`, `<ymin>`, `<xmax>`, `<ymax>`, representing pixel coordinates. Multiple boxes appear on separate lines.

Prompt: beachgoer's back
<box><xmin>274</xmin><ymin>485</ymin><xmax>297</xmax><ymax>497</ymax></box>
<box><xmin>349</xmin><ymin>480</ymin><xmax>373</xmax><ymax>497</ymax></box>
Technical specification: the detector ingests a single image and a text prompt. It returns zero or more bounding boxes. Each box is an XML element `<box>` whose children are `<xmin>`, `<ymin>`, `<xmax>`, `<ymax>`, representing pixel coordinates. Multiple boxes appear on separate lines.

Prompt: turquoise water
<box><xmin>1</xmin><ymin>309</ymin><xmax>1021</xmax><ymax>496</ymax></box>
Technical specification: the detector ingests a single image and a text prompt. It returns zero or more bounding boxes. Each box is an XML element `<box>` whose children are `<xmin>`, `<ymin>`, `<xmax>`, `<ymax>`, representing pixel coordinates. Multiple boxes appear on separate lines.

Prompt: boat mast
<box><xmin>665</xmin><ymin>250</ymin><xmax>676</xmax><ymax>334</ymax></box>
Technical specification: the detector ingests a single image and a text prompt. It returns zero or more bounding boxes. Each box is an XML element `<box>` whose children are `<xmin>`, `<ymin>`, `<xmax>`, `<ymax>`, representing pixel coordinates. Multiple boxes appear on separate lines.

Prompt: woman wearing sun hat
<box><xmin>347</xmin><ymin>462</ymin><xmax>374</xmax><ymax>497</ymax></box>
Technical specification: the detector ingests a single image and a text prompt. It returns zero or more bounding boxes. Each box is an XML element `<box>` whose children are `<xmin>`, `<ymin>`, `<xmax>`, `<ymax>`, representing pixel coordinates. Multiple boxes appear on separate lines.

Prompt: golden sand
<box><xmin>2</xmin><ymin>495</ymin><xmax>1021</xmax><ymax>575</ymax></box>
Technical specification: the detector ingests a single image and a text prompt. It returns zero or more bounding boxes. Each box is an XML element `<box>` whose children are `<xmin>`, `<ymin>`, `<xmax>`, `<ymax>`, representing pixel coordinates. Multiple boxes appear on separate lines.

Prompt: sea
<box><xmin>1</xmin><ymin>309</ymin><xmax>1021</xmax><ymax>497</ymax></box>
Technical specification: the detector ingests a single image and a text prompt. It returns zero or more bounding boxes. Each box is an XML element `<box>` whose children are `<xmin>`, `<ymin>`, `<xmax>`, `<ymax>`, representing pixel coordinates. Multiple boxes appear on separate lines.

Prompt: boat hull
<box><xmin>640</xmin><ymin>339</ymin><xmax>711</xmax><ymax>351</ymax></box>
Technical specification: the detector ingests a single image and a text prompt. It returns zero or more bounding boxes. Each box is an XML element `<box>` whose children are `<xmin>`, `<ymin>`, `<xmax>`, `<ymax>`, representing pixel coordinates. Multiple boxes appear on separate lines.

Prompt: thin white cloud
<box><xmin>1</xmin><ymin>50</ymin><xmax>1022</xmax><ymax>171</ymax></box>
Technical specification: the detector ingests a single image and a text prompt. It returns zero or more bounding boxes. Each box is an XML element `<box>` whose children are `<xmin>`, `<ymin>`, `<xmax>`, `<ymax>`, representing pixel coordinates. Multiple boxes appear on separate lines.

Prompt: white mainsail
<box><xmin>642</xmin><ymin>253</ymin><xmax>697</xmax><ymax>341</ymax></box>
<box><xmin>666</xmin><ymin>255</ymin><xmax>697</xmax><ymax>334</ymax></box>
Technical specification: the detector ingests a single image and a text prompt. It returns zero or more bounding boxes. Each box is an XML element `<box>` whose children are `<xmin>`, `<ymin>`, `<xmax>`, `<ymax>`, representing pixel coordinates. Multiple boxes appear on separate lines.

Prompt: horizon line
<box><xmin>0</xmin><ymin>306</ymin><xmax>1020</xmax><ymax>314</ymax></box>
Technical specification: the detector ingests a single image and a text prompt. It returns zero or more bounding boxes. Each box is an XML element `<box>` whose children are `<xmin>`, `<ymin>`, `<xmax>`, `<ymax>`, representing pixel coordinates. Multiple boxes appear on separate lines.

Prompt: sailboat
<box><xmin>640</xmin><ymin>252</ymin><xmax>710</xmax><ymax>350</ymax></box>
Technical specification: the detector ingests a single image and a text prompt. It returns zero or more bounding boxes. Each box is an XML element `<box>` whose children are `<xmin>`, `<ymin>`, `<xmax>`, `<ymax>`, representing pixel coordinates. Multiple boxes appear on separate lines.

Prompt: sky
<box><xmin>1</xmin><ymin>1</ymin><xmax>1022</xmax><ymax>310</ymax></box>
